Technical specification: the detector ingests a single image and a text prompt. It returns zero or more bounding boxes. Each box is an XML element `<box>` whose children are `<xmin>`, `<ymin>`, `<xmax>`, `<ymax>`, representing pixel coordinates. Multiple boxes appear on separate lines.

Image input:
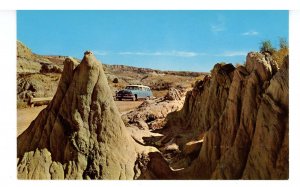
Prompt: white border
<box><xmin>0</xmin><ymin>10</ymin><xmax>17</xmax><ymax>181</ymax></box>
<box><xmin>289</xmin><ymin>10</ymin><xmax>300</xmax><ymax>184</ymax></box>
<box><xmin>1</xmin><ymin>8</ymin><xmax>299</xmax><ymax>187</ymax></box>
<box><xmin>0</xmin><ymin>0</ymin><xmax>298</xmax><ymax>10</ymax></box>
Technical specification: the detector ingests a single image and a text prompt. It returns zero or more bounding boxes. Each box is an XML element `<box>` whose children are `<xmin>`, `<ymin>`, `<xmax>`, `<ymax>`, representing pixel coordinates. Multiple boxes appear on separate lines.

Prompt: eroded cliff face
<box><xmin>17</xmin><ymin>51</ymin><xmax>288</xmax><ymax>180</ymax></box>
<box><xmin>157</xmin><ymin>52</ymin><xmax>288</xmax><ymax>179</ymax></box>
<box><xmin>17</xmin><ymin>52</ymin><xmax>155</xmax><ymax>179</ymax></box>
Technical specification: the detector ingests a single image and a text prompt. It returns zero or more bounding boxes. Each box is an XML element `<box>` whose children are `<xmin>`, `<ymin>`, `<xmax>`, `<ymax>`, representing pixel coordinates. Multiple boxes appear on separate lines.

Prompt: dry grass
<box><xmin>17</xmin><ymin>100</ymin><xmax>28</xmax><ymax>109</ymax></box>
<box><xmin>17</xmin><ymin>58</ymin><xmax>42</xmax><ymax>73</ymax></box>
<box><xmin>273</xmin><ymin>48</ymin><xmax>289</xmax><ymax>68</ymax></box>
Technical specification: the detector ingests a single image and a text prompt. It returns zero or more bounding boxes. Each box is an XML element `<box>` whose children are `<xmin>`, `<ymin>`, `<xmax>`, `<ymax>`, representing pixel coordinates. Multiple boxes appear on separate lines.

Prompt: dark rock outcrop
<box><xmin>17</xmin><ymin>78</ymin><xmax>37</xmax><ymax>100</ymax></box>
<box><xmin>40</xmin><ymin>63</ymin><xmax>63</xmax><ymax>73</ymax></box>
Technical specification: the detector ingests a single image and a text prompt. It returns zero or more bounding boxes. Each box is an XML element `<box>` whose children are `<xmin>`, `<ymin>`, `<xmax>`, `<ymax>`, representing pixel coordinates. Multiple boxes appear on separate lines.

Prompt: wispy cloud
<box><xmin>242</xmin><ymin>31</ymin><xmax>259</xmax><ymax>36</ymax></box>
<box><xmin>211</xmin><ymin>15</ymin><xmax>226</xmax><ymax>33</ymax></box>
<box><xmin>217</xmin><ymin>51</ymin><xmax>247</xmax><ymax>57</ymax></box>
<box><xmin>211</xmin><ymin>24</ymin><xmax>225</xmax><ymax>33</ymax></box>
<box><xmin>92</xmin><ymin>49</ymin><xmax>247</xmax><ymax>58</ymax></box>
<box><xmin>92</xmin><ymin>50</ymin><xmax>109</xmax><ymax>56</ymax></box>
<box><xmin>118</xmin><ymin>51</ymin><xmax>204</xmax><ymax>57</ymax></box>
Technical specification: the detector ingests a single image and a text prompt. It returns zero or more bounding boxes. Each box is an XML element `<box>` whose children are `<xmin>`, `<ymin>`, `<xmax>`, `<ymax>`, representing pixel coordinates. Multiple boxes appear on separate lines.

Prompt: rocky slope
<box><xmin>17</xmin><ymin>41</ymin><xmax>63</xmax><ymax>106</ymax></box>
<box><xmin>17</xmin><ymin>41</ymin><xmax>63</xmax><ymax>73</ymax></box>
<box><xmin>17</xmin><ymin>41</ymin><xmax>206</xmax><ymax>107</ymax></box>
<box><xmin>122</xmin><ymin>87</ymin><xmax>185</xmax><ymax>130</ymax></box>
<box><xmin>147</xmin><ymin>52</ymin><xmax>288</xmax><ymax>179</ymax></box>
<box><xmin>17</xmin><ymin>52</ymin><xmax>156</xmax><ymax>179</ymax></box>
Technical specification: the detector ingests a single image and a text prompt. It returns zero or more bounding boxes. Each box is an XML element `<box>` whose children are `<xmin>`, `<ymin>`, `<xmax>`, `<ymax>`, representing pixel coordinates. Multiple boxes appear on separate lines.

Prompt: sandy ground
<box><xmin>17</xmin><ymin>100</ymin><xmax>143</xmax><ymax>136</ymax></box>
<box><xmin>17</xmin><ymin>106</ymin><xmax>47</xmax><ymax>136</ymax></box>
<box><xmin>115</xmin><ymin>100</ymin><xmax>143</xmax><ymax>114</ymax></box>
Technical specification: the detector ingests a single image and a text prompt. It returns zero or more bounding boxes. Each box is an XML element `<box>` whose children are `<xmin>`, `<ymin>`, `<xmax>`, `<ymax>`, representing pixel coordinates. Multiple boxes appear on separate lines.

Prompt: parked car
<box><xmin>116</xmin><ymin>85</ymin><xmax>153</xmax><ymax>101</ymax></box>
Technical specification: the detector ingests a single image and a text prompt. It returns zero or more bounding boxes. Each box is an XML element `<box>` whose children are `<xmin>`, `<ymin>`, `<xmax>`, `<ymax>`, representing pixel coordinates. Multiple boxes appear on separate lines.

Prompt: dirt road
<box><xmin>17</xmin><ymin>100</ymin><xmax>143</xmax><ymax>136</ymax></box>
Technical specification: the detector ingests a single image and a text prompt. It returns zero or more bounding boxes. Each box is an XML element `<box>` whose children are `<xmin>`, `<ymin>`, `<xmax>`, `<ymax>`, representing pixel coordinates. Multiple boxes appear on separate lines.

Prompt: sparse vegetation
<box><xmin>279</xmin><ymin>37</ymin><xmax>288</xmax><ymax>49</ymax></box>
<box><xmin>260</xmin><ymin>40</ymin><xmax>276</xmax><ymax>54</ymax></box>
<box><xmin>273</xmin><ymin>38</ymin><xmax>289</xmax><ymax>67</ymax></box>
<box><xmin>259</xmin><ymin>38</ymin><xmax>289</xmax><ymax>68</ymax></box>
<box><xmin>17</xmin><ymin>100</ymin><xmax>29</xmax><ymax>109</ymax></box>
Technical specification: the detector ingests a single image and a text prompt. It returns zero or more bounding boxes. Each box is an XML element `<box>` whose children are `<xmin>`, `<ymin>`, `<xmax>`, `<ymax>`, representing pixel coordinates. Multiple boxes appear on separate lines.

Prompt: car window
<box><xmin>125</xmin><ymin>86</ymin><xmax>151</xmax><ymax>91</ymax></box>
<box><xmin>126</xmin><ymin>86</ymin><xmax>135</xmax><ymax>90</ymax></box>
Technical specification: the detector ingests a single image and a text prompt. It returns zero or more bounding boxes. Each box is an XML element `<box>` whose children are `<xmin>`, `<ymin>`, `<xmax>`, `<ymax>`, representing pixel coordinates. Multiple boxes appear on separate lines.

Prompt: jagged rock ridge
<box><xmin>154</xmin><ymin>52</ymin><xmax>288</xmax><ymax>179</ymax></box>
<box><xmin>17</xmin><ymin>51</ymin><xmax>154</xmax><ymax>179</ymax></box>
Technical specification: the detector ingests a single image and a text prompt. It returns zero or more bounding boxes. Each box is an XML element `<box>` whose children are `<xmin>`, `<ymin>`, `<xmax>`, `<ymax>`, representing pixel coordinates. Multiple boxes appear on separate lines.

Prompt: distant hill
<box><xmin>17</xmin><ymin>41</ymin><xmax>208</xmax><ymax>108</ymax></box>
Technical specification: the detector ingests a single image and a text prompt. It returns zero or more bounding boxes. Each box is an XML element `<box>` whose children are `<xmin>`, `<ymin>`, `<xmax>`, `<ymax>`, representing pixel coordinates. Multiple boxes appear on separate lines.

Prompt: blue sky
<box><xmin>17</xmin><ymin>10</ymin><xmax>288</xmax><ymax>72</ymax></box>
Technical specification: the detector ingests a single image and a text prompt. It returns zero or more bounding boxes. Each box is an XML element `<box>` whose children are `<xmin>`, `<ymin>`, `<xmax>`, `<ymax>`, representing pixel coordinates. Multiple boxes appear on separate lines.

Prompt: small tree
<box><xmin>279</xmin><ymin>37</ymin><xmax>288</xmax><ymax>50</ymax></box>
<box><xmin>258</xmin><ymin>38</ymin><xmax>288</xmax><ymax>68</ymax></box>
<box><xmin>260</xmin><ymin>40</ymin><xmax>276</xmax><ymax>54</ymax></box>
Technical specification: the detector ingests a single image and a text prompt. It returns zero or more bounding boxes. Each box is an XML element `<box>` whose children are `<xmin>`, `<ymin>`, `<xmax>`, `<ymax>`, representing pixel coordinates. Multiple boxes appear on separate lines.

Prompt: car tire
<box><xmin>133</xmin><ymin>95</ymin><xmax>137</xmax><ymax>101</ymax></box>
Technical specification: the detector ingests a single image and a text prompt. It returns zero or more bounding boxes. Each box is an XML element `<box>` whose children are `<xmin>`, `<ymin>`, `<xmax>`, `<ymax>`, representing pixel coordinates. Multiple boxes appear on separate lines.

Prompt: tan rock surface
<box><xmin>17</xmin><ymin>52</ymin><xmax>155</xmax><ymax>179</ymax></box>
<box><xmin>154</xmin><ymin>52</ymin><xmax>288</xmax><ymax>179</ymax></box>
<box><xmin>123</xmin><ymin>95</ymin><xmax>185</xmax><ymax>130</ymax></box>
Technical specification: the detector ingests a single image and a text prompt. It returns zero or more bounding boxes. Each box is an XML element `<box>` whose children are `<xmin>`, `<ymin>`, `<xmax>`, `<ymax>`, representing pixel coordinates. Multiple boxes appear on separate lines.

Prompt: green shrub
<box><xmin>260</xmin><ymin>40</ymin><xmax>276</xmax><ymax>54</ymax></box>
<box><xmin>259</xmin><ymin>38</ymin><xmax>288</xmax><ymax>68</ymax></box>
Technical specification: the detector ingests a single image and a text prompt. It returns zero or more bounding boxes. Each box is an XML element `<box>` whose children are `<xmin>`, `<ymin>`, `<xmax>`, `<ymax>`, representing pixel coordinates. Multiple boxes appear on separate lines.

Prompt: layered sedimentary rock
<box><xmin>164</xmin><ymin>87</ymin><xmax>185</xmax><ymax>101</ymax></box>
<box><xmin>17</xmin><ymin>50</ymin><xmax>289</xmax><ymax>180</ymax></box>
<box><xmin>17</xmin><ymin>51</ymin><xmax>154</xmax><ymax>179</ymax></box>
<box><xmin>158</xmin><ymin>52</ymin><xmax>288</xmax><ymax>179</ymax></box>
<box><xmin>123</xmin><ymin>91</ymin><xmax>185</xmax><ymax>131</ymax></box>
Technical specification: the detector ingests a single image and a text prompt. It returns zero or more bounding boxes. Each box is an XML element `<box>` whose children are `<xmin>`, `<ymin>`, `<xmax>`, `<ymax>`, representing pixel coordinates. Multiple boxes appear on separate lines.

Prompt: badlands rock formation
<box><xmin>17</xmin><ymin>50</ymin><xmax>288</xmax><ymax>180</ymax></box>
<box><xmin>122</xmin><ymin>88</ymin><xmax>186</xmax><ymax>149</ymax></box>
<box><xmin>17</xmin><ymin>51</ymin><xmax>155</xmax><ymax>179</ymax></box>
<box><xmin>123</xmin><ymin>88</ymin><xmax>185</xmax><ymax>131</ymax></box>
<box><xmin>154</xmin><ymin>52</ymin><xmax>288</xmax><ymax>179</ymax></box>
<box><xmin>164</xmin><ymin>87</ymin><xmax>185</xmax><ymax>101</ymax></box>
